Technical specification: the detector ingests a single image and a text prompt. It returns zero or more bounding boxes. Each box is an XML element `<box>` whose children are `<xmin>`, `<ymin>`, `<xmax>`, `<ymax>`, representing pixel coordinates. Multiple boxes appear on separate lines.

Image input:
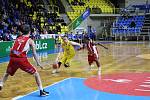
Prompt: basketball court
<box><xmin>0</xmin><ymin>41</ymin><xmax>150</xmax><ymax>100</ymax></box>
<box><xmin>5</xmin><ymin>41</ymin><xmax>148</xmax><ymax>100</ymax></box>
<box><xmin>0</xmin><ymin>0</ymin><xmax>150</xmax><ymax>99</ymax></box>
<box><xmin>15</xmin><ymin>76</ymin><xmax>150</xmax><ymax>100</ymax></box>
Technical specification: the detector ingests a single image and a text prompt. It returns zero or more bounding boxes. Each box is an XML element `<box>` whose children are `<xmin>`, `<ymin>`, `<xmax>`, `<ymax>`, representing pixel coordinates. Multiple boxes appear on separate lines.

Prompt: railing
<box><xmin>90</xmin><ymin>7</ymin><xmax>148</xmax><ymax>14</ymax></box>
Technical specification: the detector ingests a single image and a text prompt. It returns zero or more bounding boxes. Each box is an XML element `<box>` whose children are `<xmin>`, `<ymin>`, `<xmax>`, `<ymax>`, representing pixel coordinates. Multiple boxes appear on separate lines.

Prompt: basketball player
<box><xmin>52</xmin><ymin>36</ymin><xmax>82</xmax><ymax>74</ymax></box>
<box><xmin>85</xmin><ymin>38</ymin><xmax>108</xmax><ymax>76</ymax></box>
<box><xmin>0</xmin><ymin>24</ymin><xmax>49</xmax><ymax>96</ymax></box>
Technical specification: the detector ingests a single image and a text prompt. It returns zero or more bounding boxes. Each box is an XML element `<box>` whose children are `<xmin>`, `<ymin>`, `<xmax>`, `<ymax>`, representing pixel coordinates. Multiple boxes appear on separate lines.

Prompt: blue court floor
<box><xmin>16</xmin><ymin>78</ymin><xmax>150</xmax><ymax>100</ymax></box>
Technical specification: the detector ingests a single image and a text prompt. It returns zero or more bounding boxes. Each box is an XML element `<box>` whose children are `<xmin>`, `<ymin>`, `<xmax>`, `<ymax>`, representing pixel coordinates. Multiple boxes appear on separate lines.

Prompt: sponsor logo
<box><xmin>35</xmin><ymin>41</ymin><xmax>48</xmax><ymax>50</ymax></box>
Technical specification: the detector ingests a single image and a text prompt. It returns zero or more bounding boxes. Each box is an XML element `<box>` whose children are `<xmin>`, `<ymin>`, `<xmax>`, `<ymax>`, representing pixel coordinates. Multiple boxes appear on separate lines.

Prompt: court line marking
<box><xmin>135</xmin><ymin>89</ymin><xmax>150</xmax><ymax>92</ymax></box>
<box><xmin>143</xmin><ymin>82</ymin><xmax>150</xmax><ymax>84</ymax></box>
<box><xmin>145</xmin><ymin>80</ymin><xmax>150</xmax><ymax>82</ymax></box>
<box><xmin>13</xmin><ymin>77</ymin><xmax>86</xmax><ymax>100</ymax></box>
<box><xmin>139</xmin><ymin>85</ymin><xmax>150</xmax><ymax>88</ymax></box>
<box><xmin>58</xmin><ymin>68</ymin><xmax>150</xmax><ymax>71</ymax></box>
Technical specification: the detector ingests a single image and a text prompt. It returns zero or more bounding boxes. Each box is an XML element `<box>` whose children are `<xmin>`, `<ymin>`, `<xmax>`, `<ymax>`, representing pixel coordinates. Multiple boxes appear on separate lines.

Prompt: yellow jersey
<box><xmin>62</xmin><ymin>41</ymin><xmax>75</xmax><ymax>56</ymax></box>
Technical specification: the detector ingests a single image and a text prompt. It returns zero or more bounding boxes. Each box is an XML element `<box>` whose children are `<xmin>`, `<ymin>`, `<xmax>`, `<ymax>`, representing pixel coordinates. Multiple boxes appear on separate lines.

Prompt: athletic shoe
<box><xmin>52</xmin><ymin>69</ymin><xmax>57</xmax><ymax>74</ymax></box>
<box><xmin>40</xmin><ymin>90</ymin><xmax>49</xmax><ymax>96</ymax></box>
<box><xmin>52</xmin><ymin>69</ymin><xmax>60</xmax><ymax>74</ymax></box>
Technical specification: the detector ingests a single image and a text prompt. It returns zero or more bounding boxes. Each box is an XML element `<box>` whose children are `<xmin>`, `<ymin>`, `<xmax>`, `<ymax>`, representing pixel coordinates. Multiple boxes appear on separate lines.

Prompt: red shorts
<box><xmin>6</xmin><ymin>57</ymin><xmax>37</xmax><ymax>76</ymax></box>
<box><xmin>88</xmin><ymin>54</ymin><xmax>98</xmax><ymax>65</ymax></box>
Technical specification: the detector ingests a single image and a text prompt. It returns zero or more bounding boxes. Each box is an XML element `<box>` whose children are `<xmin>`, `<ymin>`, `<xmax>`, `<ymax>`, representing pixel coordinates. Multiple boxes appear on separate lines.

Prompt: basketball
<box><xmin>52</xmin><ymin>63</ymin><xmax>58</xmax><ymax>69</ymax></box>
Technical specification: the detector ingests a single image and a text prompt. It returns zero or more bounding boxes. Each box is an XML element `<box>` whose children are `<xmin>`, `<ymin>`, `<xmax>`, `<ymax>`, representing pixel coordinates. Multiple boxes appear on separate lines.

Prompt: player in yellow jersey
<box><xmin>52</xmin><ymin>36</ymin><xmax>82</xmax><ymax>74</ymax></box>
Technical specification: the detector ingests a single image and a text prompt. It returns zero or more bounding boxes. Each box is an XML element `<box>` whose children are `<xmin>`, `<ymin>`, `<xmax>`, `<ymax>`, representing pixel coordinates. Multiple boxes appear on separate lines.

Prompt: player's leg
<box><xmin>0</xmin><ymin>58</ymin><xmax>18</xmax><ymax>90</ymax></box>
<box><xmin>0</xmin><ymin>73</ymin><xmax>9</xmax><ymax>90</ymax></box>
<box><xmin>95</xmin><ymin>59</ymin><xmax>101</xmax><ymax>77</ymax></box>
<box><xmin>20</xmin><ymin>58</ymin><xmax>49</xmax><ymax>96</ymax></box>
<box><xmin>33</xmin><ymin>72</ymin><xmax>49</xmax><ymax>96</ymax></box>
<box><xmin>52</xmin><ymin>61</ymin><xmax>62</xmax><ymax>74</ymax></box>
<box><xmin>52</xmin><ymin>53</ymin><xmax>63</xmax><ymax>74</ymax></box>
<box><xmin>88</xmin><ymin>62</ymin><xmax>92</xmax><ymax>71</ymax></box>
<box><xmin>64</xmin><ymin>54</ymin><xmax>75</xmax><ymax>68</ymax></box>
<box><xmin>52</xmin><ymin>56</ymin><xmax>67</xmax><ymax>73</ymax></box>
<box><xmin>64</xmin><ymin>58</ymin><xmax>71</xmax><ymax>68</ymax></box>
<box><xmin>64</xmin><ymin>59</ymin><xmax>71</xmax><ymax>73</ymax></box>
<box><xmin>88</xmin><ymin>54</ymin><xmax>94</xmax><ymax>71</ymax></box>
<box><xmin>63</xmin><ymin>54</ymin><xmax>75</xmax><ymax>74</ymax></box>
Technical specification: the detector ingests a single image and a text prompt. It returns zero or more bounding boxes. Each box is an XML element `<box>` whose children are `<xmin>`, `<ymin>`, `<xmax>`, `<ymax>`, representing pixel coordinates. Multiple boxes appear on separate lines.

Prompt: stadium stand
<box><xmin>0</xmin><ymin>0</ymin><xmax>69</xmax><ymax>41</ymax></box>
<box><xmin>2</xmin><ymin>0</ymin><xmax>149</xmax><ymax>42</ymax></box>
<box><xmin>112</xmin><ymin>15</ymin><xmax>145</xmax><ymax>36</ymax></box>
<box><xmin>67</xmin><ymin>0</ymin><xmax>114</xmax><ymax>21</ymax></box>
<box><xmin>108</xmin><ymin>1</ymin><xmax>150</xmax><ymax>41</ymax></box>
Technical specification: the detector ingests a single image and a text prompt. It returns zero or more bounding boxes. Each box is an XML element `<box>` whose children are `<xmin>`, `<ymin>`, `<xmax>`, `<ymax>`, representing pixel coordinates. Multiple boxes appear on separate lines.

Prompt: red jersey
<box><xmin>7</xmin><ymin>36</ymin><xmax>36</xmax><ymax>76</ymax></box>
<box><xmin>10</xmin><ymin>36</ymin><xmax>30</xmax><ymax>58</ymax></box>
<box><xmin>87</xmin><ymin>41</ymin><xmax>99</xmax><ymax>58</ymax></box>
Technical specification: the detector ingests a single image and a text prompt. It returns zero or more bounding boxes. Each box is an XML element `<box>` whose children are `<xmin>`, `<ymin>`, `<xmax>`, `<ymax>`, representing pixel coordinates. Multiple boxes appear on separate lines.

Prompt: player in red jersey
<box><xmin>0</xmin><ymin>25</ymin><xmax>49</xmax><ymax>96</ymax></box>
<box><xmin>85</xmin><ymin>38</ymin><xmax>108</xmax><ymax>76</ymax></box>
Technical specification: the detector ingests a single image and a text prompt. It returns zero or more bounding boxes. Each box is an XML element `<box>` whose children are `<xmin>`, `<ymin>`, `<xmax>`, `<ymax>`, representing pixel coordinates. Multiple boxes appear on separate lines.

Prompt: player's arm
<box><xmin>55</xmin><ymin>46</ymin><xmax>63</xmax><ymax>62</ymax></box>
<box><xmin>56</xmin><ymin>52</ymin><xmax>61</xmax><ymax>62</ymax></box>
<box><xmin>70</xmin><ymin>41</ymin><xmax>84</xmax><ymax>51</ymax></box>
<box><xmin>70</xmin><ymin>41</ymin><xmax>83</xmax><ymax>50</ymax></box>
<box><xmin>29</xmin><ymin>39</ymin><xmax>43</xmax><ymax>69</ymax></box>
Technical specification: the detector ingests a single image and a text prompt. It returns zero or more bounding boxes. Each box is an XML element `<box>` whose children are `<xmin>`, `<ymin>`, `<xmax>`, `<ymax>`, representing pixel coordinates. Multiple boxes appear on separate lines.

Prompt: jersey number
<box><xmin>17</xmin><ymin>42</ymin><xmax>22</xmax><ymax>50</ymax></box>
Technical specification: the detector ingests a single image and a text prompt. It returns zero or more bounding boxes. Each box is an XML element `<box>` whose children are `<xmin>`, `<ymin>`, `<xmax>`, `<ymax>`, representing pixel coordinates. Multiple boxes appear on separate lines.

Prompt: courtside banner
<box><xmin>68</xmin><ymin>8</ymin><xmax>90</xmax><ymax>30</ymax></box>
<box><xmin>82</xmin><ymin>8</ymin><xmax>90</xmax><ymax>20</ymax></box>
<box><xmin>0</xmin><ymin>38</ymin><xmax>55</xmax><ymax>58</ymax></box>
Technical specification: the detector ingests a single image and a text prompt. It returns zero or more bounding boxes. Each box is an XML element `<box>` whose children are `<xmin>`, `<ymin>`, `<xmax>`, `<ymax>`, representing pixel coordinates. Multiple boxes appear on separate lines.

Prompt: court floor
<box><xmin>16</xmin><ymin>77</ymin><xmax>150</xmax><ymax>100</ymax></box>
<box><xmin>1</xmin><ymin>41</ymin><xmax>150</xmax><ymax>100</ymax></box>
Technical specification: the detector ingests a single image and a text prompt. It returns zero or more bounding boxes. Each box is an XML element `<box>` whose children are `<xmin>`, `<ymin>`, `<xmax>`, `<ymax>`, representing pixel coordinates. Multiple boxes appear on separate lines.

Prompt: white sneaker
<box><xmin>91</xmin><ymin>64</ymin><xmax>94</xmax><ymax>68</ymax></box>
<box><xmin>52</xmin><ymin>69</ymin><xmax>57</xmax><ymax>74</ymax></box>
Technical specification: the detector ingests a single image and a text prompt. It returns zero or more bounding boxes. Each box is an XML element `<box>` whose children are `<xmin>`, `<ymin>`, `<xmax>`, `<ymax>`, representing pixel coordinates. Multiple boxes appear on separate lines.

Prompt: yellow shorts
<box><xmin>60</xmin><ymin>54</ymin><xmax>75</xmax><ymax>66</ymax></box>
